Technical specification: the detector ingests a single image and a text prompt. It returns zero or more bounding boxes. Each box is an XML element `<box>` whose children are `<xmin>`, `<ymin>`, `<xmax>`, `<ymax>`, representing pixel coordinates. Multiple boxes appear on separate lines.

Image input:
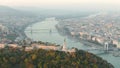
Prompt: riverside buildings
<box><xmin>57</xmin><ymin>13</ymin><xmax>120</xmax><ymax>49</ymax></box>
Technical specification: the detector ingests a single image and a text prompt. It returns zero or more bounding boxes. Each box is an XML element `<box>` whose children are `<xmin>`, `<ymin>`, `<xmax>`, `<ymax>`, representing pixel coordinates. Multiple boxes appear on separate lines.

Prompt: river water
<box><xmin>25</xmin><ymin>18</ymin><xmax>120</xmax><ymax>68</ymax></box>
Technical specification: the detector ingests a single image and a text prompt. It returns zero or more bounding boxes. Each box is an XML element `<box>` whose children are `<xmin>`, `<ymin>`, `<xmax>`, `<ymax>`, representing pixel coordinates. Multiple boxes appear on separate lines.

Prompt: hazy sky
<box><xmin>0</xmin><ymin>0</ymin><xmax>120</xmax><ymax>11</ymax></box>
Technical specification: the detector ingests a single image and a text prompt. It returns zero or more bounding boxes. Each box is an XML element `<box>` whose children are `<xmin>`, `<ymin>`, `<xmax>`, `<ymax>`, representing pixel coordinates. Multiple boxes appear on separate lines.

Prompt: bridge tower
<box><xmin>104</xmin><ymin>42</ymin><xmax>109</xmax><ymax>51</ymax></box>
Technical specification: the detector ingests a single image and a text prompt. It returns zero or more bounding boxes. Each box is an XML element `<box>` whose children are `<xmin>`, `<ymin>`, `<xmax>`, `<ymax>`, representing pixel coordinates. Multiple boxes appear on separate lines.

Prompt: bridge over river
<box><xmin>25</xmin><ymin>28</ymin><xmax>58</xmax><ymax>33</ymax></box>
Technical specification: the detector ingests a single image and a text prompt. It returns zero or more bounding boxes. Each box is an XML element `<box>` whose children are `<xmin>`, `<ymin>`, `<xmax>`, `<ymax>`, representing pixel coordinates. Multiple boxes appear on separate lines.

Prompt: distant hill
<box><xmin>0</xmin><ymin>6</ymin><xmax>17</xmax><ymax>12</ymax></box>
<box><xmin>0</xmin><ymin>6</ymin><xmax>33</xmax><ymax>16</ymax></box>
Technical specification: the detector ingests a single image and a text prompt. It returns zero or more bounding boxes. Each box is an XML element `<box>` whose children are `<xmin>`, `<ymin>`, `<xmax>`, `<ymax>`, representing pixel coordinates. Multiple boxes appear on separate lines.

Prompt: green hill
<box><xmin>0</xmin><ymin>48</ymin><xmax>114</xmax><ymax>68</ymax></box>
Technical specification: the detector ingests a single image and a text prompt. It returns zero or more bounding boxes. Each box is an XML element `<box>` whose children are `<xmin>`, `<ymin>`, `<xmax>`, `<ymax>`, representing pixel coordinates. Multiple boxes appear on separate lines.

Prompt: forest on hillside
<box><xmin>0</xmin><ymin>47</ymin><xmax>114</xmax><ymax>68</ymax></box>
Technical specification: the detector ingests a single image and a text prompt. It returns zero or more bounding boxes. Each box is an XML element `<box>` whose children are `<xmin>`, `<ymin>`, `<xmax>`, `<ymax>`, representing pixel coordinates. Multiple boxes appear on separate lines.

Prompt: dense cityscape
<box><xmin>57</xmin><ymin>13</ymin><xmax>120</xmax><ymax>50</ymax></box>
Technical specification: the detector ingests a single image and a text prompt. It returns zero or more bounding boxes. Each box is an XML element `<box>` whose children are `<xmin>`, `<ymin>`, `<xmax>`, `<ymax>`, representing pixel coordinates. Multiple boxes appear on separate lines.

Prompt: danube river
<box><xmin>25</xmin><ymin>18</ymin><xmax>120</xmax><ymax>68</ymax></box>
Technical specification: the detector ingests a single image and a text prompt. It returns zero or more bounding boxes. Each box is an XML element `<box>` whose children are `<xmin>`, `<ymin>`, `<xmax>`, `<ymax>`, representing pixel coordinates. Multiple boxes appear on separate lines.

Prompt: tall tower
<box><xmin>62</xmin><ymin>38</ymin><xmax>67</xmax><ymax>51</ymax></box>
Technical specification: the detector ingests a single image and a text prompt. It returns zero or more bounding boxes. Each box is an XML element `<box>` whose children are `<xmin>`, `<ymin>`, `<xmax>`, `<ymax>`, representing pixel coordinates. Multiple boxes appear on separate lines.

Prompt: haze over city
<box><xmin>0</xmin><ymin>0</ymin><xmax>120</xmax><ymax>12</ymax></box>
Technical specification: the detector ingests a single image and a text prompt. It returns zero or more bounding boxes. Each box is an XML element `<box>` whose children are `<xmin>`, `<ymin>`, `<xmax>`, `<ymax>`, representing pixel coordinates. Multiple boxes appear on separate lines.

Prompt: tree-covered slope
<box><xmin>0</xmin><ymin>48</ymin><xmax>114</xmax><ymax>68</ymax></box>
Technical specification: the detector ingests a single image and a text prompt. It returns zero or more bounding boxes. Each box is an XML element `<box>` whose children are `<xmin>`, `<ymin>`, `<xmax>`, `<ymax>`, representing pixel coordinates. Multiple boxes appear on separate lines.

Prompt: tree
<box><xmin>31</xmin><ymin>54</ymin><xmax>37</xmax><ymax>60</ymax></box>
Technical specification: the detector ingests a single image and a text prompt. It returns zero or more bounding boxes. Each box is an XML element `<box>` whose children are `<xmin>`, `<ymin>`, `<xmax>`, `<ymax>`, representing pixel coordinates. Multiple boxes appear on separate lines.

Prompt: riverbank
<box><xmin>55</xmin><ymin>22</ymin><xmax>117</xmax><ymax>49</ymax></box>
<box><xmin>14</xmin><ymin>17</ymin><xmax>46</xmax><ymax>43</ymax></box>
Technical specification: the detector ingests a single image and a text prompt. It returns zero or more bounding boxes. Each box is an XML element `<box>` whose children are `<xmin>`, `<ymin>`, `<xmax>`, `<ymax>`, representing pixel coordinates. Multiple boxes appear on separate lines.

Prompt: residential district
<box><xmin>0</xmin><ymin>14</ymin><xmax>76</xmax><ymax>52</ymax></box>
